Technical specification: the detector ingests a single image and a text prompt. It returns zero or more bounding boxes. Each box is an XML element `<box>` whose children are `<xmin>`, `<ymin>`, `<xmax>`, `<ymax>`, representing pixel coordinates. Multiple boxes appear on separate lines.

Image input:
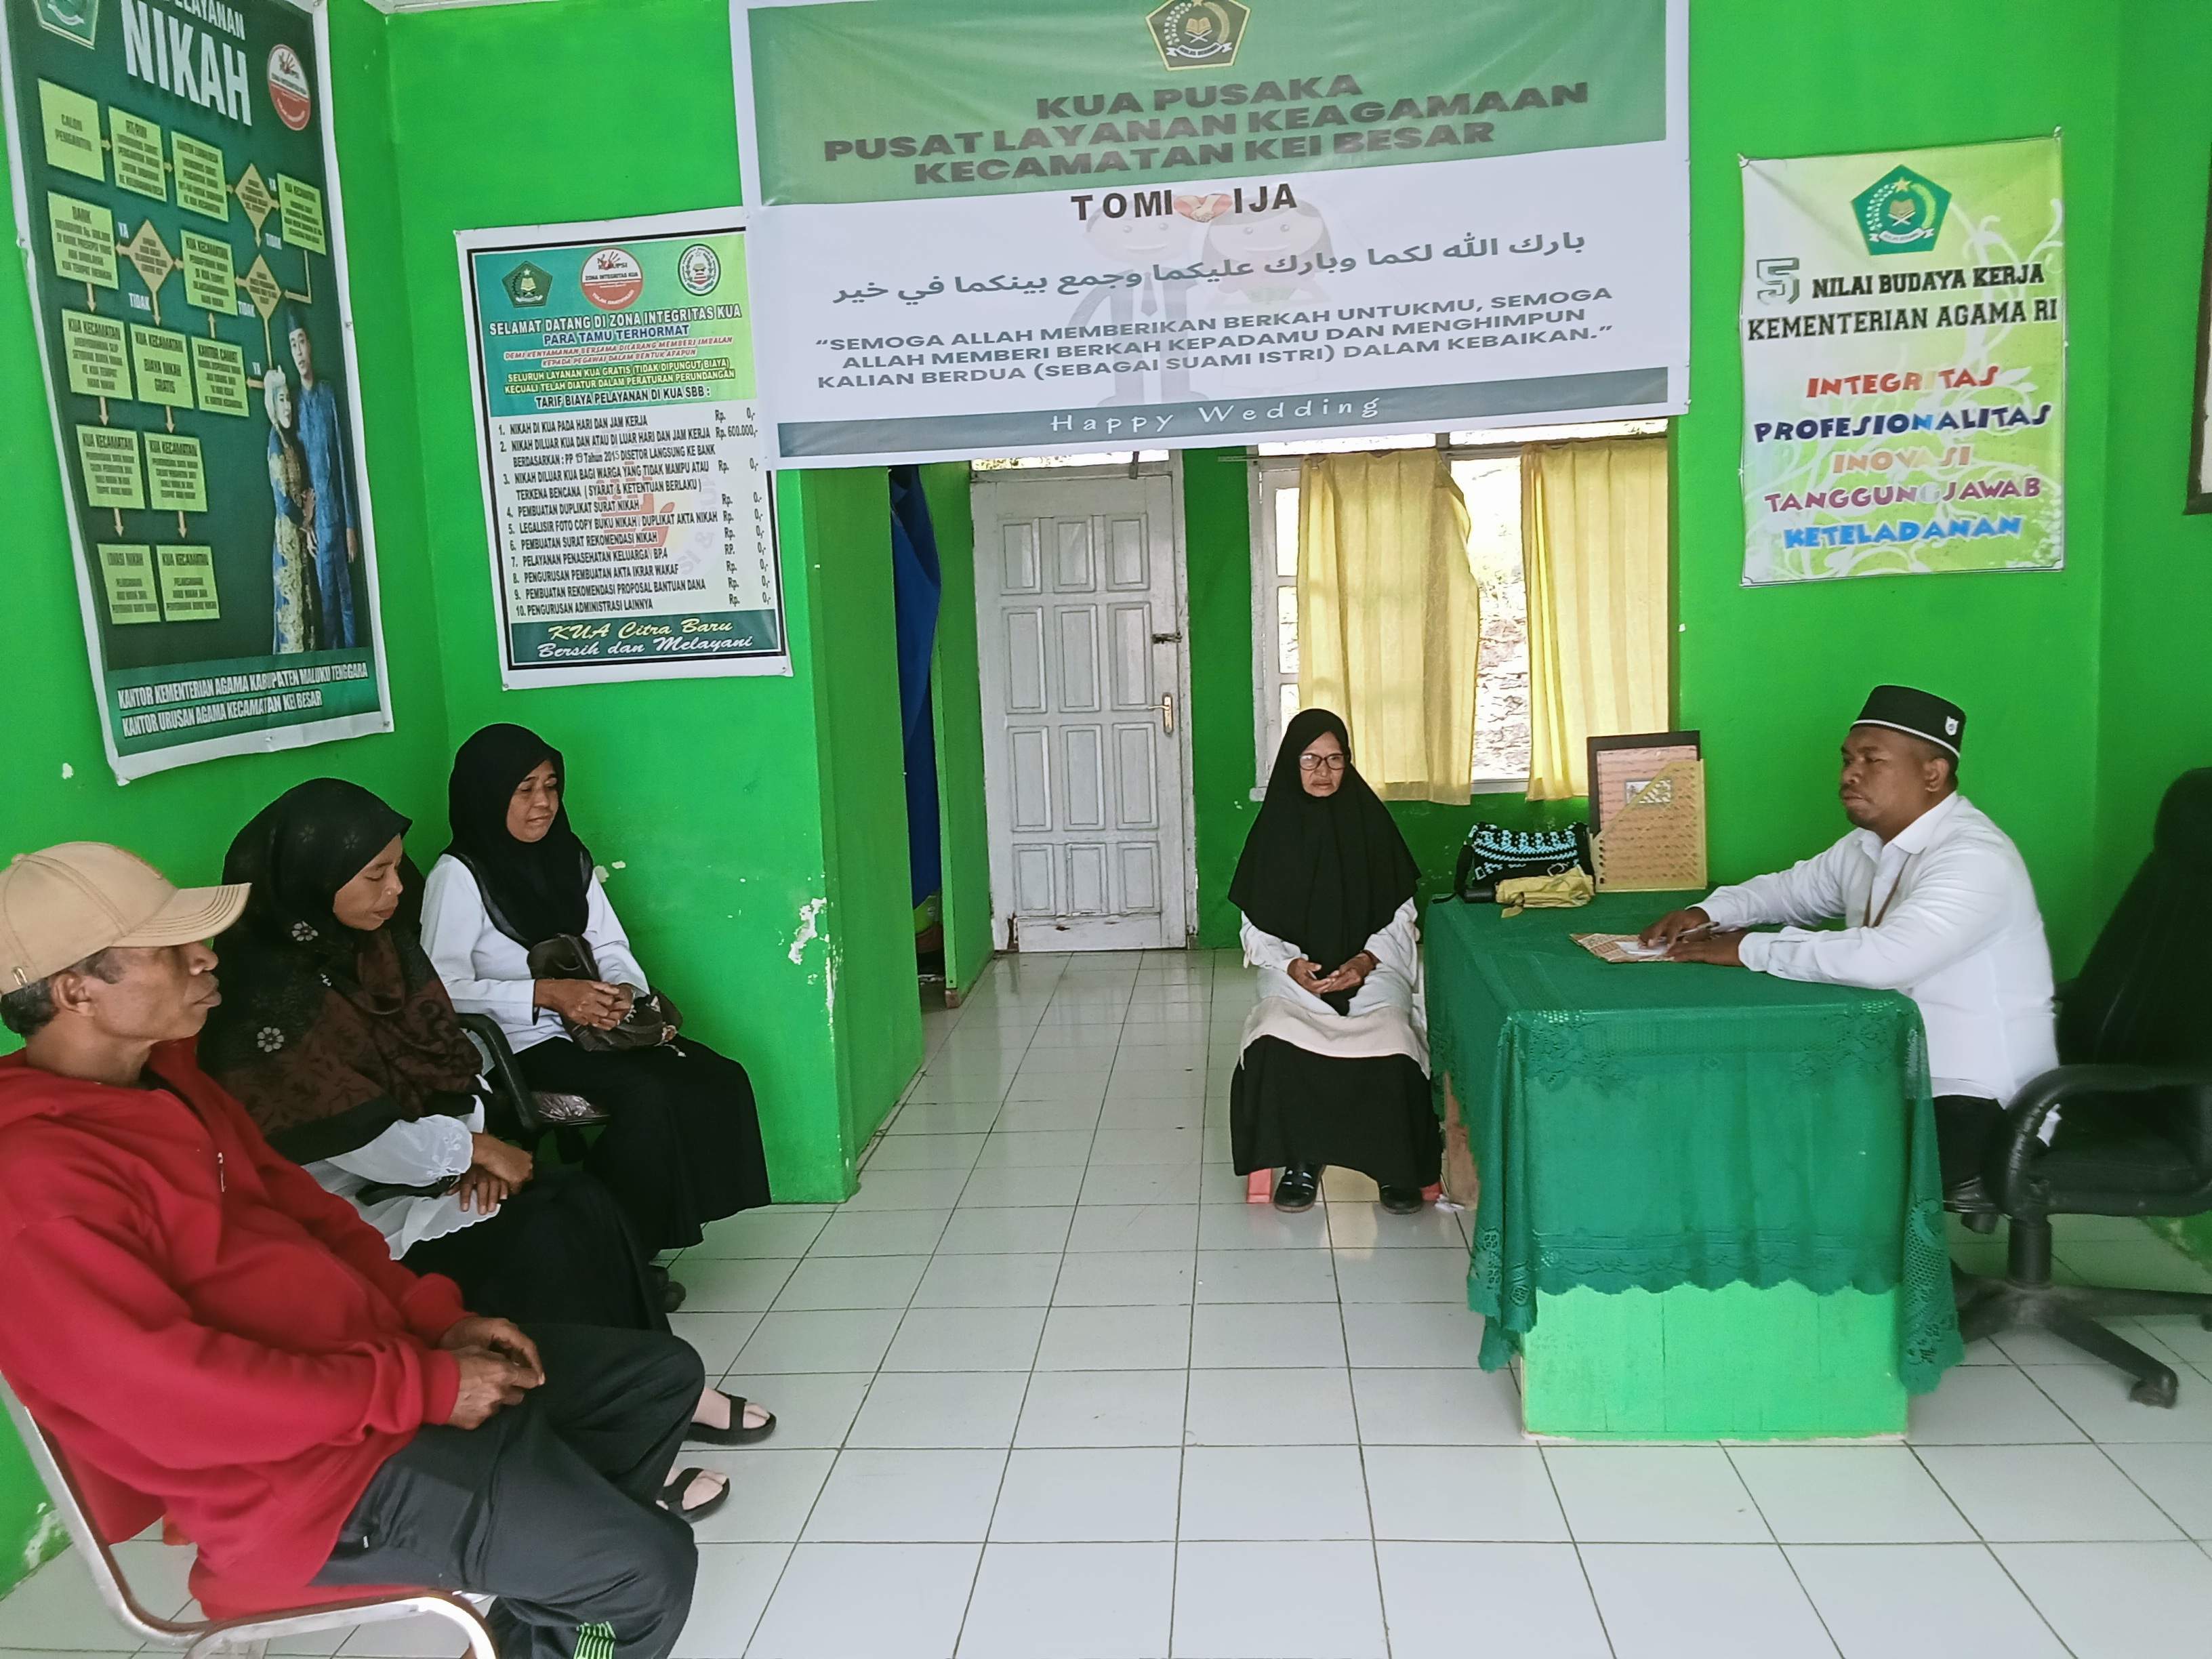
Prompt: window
<box><xmin>1251</xmin><ymin>422</ymin><xmax>1664</xmax><ymax>794</ymax></box>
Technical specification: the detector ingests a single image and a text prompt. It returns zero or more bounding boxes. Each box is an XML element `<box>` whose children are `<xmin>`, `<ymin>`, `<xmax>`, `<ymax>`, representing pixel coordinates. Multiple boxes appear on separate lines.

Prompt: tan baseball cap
<box><xmin>0</xmin><ymin>844</ymin><xmax>249</xmax><ymax>990</ymax></box>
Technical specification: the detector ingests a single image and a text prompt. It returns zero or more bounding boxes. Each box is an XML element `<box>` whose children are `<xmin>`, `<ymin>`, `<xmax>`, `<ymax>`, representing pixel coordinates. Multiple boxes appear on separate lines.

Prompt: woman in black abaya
<box><xmin>1229</xmin><ymin>710</ymin><xmax>1439</xmax><ymax>1213</ymax></box>
<box><xmin>418</xmin><ymin>726</ymin><xmax>772</xmax><ymax>1284</ymax></box>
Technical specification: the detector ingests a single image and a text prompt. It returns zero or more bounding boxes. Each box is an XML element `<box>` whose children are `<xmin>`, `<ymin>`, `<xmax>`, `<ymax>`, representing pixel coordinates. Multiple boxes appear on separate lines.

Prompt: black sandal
<box><xmin>649</xmin><ymin>1265</ymin><xmax>687</xmax><ymax>1315</ymax></box>
<box><xmin>1272</xmin><ymin>1164</ymin><xmax>1321</xmax><ymax>1213</ymax></box>
<box><xmin>687</xmin><ymin>1392</ymin><xmax>777</xmax><ymax>1446</ymax></box>
<box><xmin>658</xmin><ymin>1467</ymin><xmax>730</xmax><ymax>1524</ymax></box>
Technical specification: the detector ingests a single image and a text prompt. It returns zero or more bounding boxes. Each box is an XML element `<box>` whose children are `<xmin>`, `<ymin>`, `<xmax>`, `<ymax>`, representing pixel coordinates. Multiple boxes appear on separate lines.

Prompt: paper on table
<box><xmin>1572</xmin><ymin>932</ymin><xmax>1676</xmax><ymax>964</ymax></box>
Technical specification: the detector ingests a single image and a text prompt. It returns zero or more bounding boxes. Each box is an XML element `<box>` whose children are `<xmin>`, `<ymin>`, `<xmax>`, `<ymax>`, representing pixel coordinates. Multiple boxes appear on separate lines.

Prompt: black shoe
<box><xmin>1944</xmin><ymin>1175</ymin><xmax>1996</xmax><ymax>1214</ymax></box>
<box><xmin>649</xmin><ymin>1263</ymin><xmax>688</xmax><ymax>1313</ymax></box>
<box><xmin>1272</xmin><ymin>1163</ymin><xmax>1321</xmax><ymax>1212</ymax></box>
<box><xmin>1378</xmin><ymin>1185</ymin><xmax>1426</xmax><ymax>1214</ymax></box>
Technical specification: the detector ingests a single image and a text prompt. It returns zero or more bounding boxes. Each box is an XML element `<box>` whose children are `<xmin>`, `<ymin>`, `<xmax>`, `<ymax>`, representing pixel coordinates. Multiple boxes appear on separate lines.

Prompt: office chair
<box><xmin>1</xmin><ymin>1378</ymin><xmax>495</xmax><ymax>1658</ymax></box>
<box><xmin>457</xmin><ymin>1010</ymin><xmax>604</xmax><ymax>1164</ymax></box>
<box><xmin>1951</xmin><ymin>769</ymin><xmax>2212</xmax><ymax>1406</ymax></box>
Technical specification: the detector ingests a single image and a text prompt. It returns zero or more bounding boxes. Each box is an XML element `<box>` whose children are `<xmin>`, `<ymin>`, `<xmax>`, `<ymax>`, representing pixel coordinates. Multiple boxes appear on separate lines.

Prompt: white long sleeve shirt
<box><xmin>1240</xmin><ymin>899</ymin><xmax>1424</xmax><ymax>1023</ymax></box>
<box><xmin>306</xmin><ymin>1099</ymin><xmax>487</xmax><ymax>1256</ymax></box>
<box><xmin>419</xmin><ymin>854</ymin><xmax>651</xmax><ymax>1054</ymax></box>
<box><xmin>1237</xmin><ymin>899</ymin><xmax>1429</xmax><ymax>1071</ymax></box>
<box><xmin>1698</xmin><ymin>792</ymin><xmax>2057</xmax><ymax>1104</ymax></box>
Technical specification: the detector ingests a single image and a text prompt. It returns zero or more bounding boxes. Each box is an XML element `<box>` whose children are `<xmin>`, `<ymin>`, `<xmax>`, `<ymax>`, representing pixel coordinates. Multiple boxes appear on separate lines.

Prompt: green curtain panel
<box><xmin>1427</xmin><ymin>894</ymin><xmax>1963</xmax><ymax>1393</ymax></box>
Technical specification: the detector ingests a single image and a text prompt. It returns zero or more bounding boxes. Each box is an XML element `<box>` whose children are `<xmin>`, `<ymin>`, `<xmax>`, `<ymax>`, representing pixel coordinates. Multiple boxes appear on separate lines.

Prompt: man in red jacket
<box><xmin>0</xmin><ymin>844</ymin><xmax>703</xmax><ymax>1659</ymax></box>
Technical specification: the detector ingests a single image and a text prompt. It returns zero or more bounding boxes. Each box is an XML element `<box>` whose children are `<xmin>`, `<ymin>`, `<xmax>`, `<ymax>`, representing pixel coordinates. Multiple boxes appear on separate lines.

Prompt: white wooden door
<box><xmin>972</xmin><ymin>470</ymin><xmax>1191</xmax><ymax>951</ymax></box>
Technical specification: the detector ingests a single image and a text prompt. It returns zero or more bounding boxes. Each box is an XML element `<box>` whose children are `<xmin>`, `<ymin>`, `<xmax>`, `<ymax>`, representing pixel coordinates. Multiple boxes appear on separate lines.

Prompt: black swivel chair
<box><xmin>1951</xmin><ymin>769</ymin><xmax>2212</xmax><ymax>1406</ymax></box>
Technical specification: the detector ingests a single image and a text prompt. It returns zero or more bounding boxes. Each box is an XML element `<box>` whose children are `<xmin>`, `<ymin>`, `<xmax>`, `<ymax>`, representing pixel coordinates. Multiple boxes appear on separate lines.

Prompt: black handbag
<box><xmin>526</xmin><ymin>933</ymin><xmax>682</xmax><ymax>1052</ymax></box>
<box><xmin>1453</xmin><ymin>821</ymin><xmax>1592</xmax><ymax>903</ymax></box>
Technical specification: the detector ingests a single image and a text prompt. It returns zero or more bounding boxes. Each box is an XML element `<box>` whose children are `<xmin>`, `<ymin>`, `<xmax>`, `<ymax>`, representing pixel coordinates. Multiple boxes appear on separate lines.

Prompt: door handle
<box><xmin>1158</xmin><ymin>692</ymin><xmax>1176</xmax><ymax>736</ymax></box>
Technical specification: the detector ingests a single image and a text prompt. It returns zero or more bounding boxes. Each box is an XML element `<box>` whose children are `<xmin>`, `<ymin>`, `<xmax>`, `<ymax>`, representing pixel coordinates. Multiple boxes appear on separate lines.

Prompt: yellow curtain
<box><xmin>1297</xmin><ymin>449</ymin><xmax>1478</xmax><ymax>804</ymax></box>
<box><xmin>1521</xmin><ymin>436</ymin><xmax>1671</xmax><ymax>800</ymax></box>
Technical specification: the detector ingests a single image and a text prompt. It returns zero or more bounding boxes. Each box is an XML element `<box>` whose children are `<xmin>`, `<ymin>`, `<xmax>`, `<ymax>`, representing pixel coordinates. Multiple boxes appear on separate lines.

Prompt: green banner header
<box><xmin>745</xmin><ymin>0</ymin><xmax>1668</xmax><ymax>205</ymax></box>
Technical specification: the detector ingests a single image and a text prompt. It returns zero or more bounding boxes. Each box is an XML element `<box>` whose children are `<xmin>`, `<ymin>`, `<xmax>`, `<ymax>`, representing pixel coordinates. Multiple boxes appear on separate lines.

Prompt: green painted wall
<box><xmin>0</xmin><ymin>0</ymin><xmax>444</xmax><ymax>1592</ymax></box>
<box><xmin>802</xmin><ymin>468</ymin><xmax>926</xmax><ymax>1151</ymax></box>
<box><xmin>2094</xmin><ymin>0</ymin><xmax>2212</xmax><ymax>912</ymax></box>
<box><xmin>2104</xmin><ymin>0</ymin><xmax>2212</xmax><ymax>1270</ymax></box>
<box><xmin>380</xmin><ymin>0</ymin><xmax>919</xmax><ymax>1201</ymax></box>
<box><xmin>925</xmin><ymin>464</ymin><xmax>996</xmax><ymax>996</ymax></box>
<box><xmin>1679</xmin><ymin>1</ymin><xmax>2118</xmax><ymax>971</ymax></box>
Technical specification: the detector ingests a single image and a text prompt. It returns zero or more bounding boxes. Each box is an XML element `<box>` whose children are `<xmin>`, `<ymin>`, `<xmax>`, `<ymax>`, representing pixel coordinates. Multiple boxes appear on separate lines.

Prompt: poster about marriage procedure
<box><xmin>3</xmin><ymin>0</ymin><xmax>392</xmax><ymax>777</ymax></box>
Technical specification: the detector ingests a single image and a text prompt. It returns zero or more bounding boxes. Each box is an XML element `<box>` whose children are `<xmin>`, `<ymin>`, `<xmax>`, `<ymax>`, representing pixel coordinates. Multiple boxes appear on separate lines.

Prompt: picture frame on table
<box><xmin>2188</xmin><ymin>152</ymin><xmax>2212</xmax><ymax>514</ymax></box>
<box><xmin>1586</xmin><ymin>731</ymin><xmax>1703</xmax><ymax>838</ymax></box>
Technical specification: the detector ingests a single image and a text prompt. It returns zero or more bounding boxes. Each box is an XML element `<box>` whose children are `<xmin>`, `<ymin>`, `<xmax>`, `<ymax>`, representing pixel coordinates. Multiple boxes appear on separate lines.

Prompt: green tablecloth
<box><xmin>1427</xmin><ymin>893</ymin><xmax>1962</xmax><ymax>1393</ymax></box>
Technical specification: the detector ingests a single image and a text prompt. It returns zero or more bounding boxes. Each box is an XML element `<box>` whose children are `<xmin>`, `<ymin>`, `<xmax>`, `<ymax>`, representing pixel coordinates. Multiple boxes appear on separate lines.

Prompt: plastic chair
<box><xmin>1</xmin><ymin>1378</ymin><xmax>497</xmax><ymax>1658</ymax></box>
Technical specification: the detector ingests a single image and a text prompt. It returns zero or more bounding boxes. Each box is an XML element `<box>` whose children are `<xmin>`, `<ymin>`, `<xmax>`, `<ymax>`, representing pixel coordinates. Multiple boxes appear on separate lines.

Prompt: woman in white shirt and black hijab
<box><xmin>200</xmin><ymin>779</ymin><xmax>665</xmax><ymax>1334</ymax></box>
<box><xmin>1229</xmin><ymin>710</ymin><xmax>1441</xmax><ymax>1214</ymax></box>
<box><xmin>421</xmin><ymin>726</ymin><xmax>772</xmax><ymax>1282</ymax></box>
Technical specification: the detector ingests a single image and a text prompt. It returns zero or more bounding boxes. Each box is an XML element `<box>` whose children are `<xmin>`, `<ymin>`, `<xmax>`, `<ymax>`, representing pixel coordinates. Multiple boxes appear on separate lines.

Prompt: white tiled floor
<box><xmin>10</xmin><ymin>947</ymin><xmax>2212</xmax><ymax>1656</ymax></box>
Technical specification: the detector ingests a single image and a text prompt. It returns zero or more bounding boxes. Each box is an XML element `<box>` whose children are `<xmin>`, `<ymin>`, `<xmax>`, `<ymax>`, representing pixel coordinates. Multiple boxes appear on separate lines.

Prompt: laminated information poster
<box><xmin>1740</xmin><ymin>136</ymin><xmax>2066</xmax><ymax>584</ymax></box>
<box><xmin>732</xmin><ymin>0</ymin><xmax>1689</xmax><ymax>466</ymax></box>
<box><xmin>1</xmin><ymin>0</ymin><xmax>392</xmax><ymax>778</ymax></box>
<box><xmin>457</xmin><ymin>209</ymin><xmax>787</xmax><ymax>687</ymax></box>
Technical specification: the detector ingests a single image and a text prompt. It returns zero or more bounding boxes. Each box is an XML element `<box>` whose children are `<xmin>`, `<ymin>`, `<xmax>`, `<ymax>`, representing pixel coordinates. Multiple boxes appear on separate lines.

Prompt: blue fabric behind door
<box><xmin>890</xmin><ymin>466</ymin><xmax>943</xmax><ymax>907</ymax></box>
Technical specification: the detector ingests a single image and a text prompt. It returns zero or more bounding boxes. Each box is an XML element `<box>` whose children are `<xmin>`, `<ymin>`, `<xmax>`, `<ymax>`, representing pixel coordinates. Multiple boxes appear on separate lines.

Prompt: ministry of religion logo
<box><xmin>1147</xmin><ymin>0</ymin><xmax>1250</xmax><ymax>71</ymax></box>
<box><xmin>1852</xmin><ymin>165</ymin><xmax>1952</xmax><ymax>257</ymax></box>
<box><xmin>34</xmin><ymin>0</ymin><xmax>100</xmax><ymax>49</ymax></box>
<box><xmin>503</xmin><ymin>262</ymin><xmax>552</xmax><ymax>308</ymax></box>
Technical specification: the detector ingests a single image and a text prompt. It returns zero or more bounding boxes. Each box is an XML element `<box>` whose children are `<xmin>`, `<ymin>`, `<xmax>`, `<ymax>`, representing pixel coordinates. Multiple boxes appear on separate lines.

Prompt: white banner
<box><xmin>734</xmin><ymin>0</ymin><xmax>1689</xmax><ymax>466</ymax></box>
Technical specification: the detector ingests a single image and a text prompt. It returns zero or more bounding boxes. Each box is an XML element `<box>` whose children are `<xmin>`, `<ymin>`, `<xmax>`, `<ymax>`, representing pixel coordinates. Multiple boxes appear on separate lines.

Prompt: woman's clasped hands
<box><xmin>535</xmin><ymin>977</ymin><xmax>636</xmax><ymax>1031</ymax></box>
<box><xmin>1288</xmin><ymin>951</ymin><xmax>1380</xmax><ymax>999</ymax></box>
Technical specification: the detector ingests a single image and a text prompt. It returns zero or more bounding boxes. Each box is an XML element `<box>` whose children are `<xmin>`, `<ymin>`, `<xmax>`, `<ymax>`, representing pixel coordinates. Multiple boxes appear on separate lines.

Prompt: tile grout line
<box><xmin>739</xmin><ymin>964</ymin><xmax>1046</xmax><ymax>1659</ymax></box>
<box><xmin>1750</xmin><ymin>1458</ymin><xmax>1849</xmax><ymax>1659</ymax></box>
<box><xmin>1902</xmin><ymin>1441</ymin><xmax>1990</xmax><ymax>1542</ymax></box>
<box><xmin>1539</xmin><ymin>1443</ymin><xmax>1623</xmax><ymax>1659</ymax></box>
<box><xmin>859</xmin><ymin>952</ymin><xmax>1098</xmax><ymax>1656</ymax></box>
<box><xmin>1982</xmin><ymin>1538</ymin><xmax>2085</xmax><ymax>1658</ymax></box>
<box><xmin>1165</xmin><ymin>976</ymin><xmax>1234</xmax><ymax>1658</ymax></box>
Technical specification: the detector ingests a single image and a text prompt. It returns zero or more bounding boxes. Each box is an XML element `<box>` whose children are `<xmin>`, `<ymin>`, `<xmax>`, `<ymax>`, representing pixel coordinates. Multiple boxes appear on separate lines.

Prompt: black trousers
<box><xmin>1935</xmin><ymin>1094</ymin><xmax>2007</xmax><ymax>1189</ymax></box>
<box><xmin>403</xmin><ymin>1165</ymin><xmax>667</xmax><ymax>1335</ymax></box>
<box><xmin>314</xmin><ymin>1324</ymin><xmax>701</xmax><ymax>1659</ymax></box>
<box><xmin>516</xmin><ymin>1036</ymin><xmax>771</xmax><ymax>1255</ymax></box>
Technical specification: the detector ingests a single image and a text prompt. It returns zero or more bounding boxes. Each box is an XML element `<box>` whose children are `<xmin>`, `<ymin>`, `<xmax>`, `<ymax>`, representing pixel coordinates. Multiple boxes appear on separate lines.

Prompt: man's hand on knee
<box><xmin>441</xmin><ymin>1315</ymin><xmax>543</xmax><ymax>1383</ymax></box>
<box><xmin>447</xmin><ymin>1349</ymin><xmax>541</xmax><ymax>1429</ymax></box>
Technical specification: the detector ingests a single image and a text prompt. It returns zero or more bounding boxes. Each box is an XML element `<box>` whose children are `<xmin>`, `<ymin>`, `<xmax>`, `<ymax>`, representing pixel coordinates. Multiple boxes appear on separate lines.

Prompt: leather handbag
<box><xmin>526</xmin><ymin>933</ymin><xmax>682</xmax><ymax>1052</ymax></box>
<box><xmin>1453</xmin><ymin>821</ymin><xmax>1592</xmax><ymax>903</ymax></box>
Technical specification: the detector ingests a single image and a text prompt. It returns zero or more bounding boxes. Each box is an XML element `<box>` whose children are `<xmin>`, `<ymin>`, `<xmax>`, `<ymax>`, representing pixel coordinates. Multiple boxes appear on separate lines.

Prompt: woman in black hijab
<box><xmin>419</xmin><ymin>725</ymin><xmax>772</xmax><ymax>1288</ymax></box>
<box><xmin>1228</xmin><ymin>710</ymin><xmax>1439</xmax><ymax>1213</ymax></box>
<box><xmin>199</xmin><ymin>779</ymin><xmax>666</xmax><ymax>1334</ymax></box>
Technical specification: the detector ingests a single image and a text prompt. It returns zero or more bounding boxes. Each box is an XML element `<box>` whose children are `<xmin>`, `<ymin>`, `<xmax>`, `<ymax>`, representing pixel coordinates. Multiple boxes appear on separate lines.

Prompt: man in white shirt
<box><xmin>1641</xmin><ymin>686</ymin><xmax>2058</xmax><ymax>1204</ymax></box>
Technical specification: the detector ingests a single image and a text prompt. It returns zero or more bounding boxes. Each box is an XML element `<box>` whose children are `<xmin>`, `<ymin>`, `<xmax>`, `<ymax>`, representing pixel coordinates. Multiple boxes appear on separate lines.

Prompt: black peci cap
<box><xmin>1854</xmin><ymin>684</ymin><xmax>1965</xmax><ymax>758</ymax></box>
